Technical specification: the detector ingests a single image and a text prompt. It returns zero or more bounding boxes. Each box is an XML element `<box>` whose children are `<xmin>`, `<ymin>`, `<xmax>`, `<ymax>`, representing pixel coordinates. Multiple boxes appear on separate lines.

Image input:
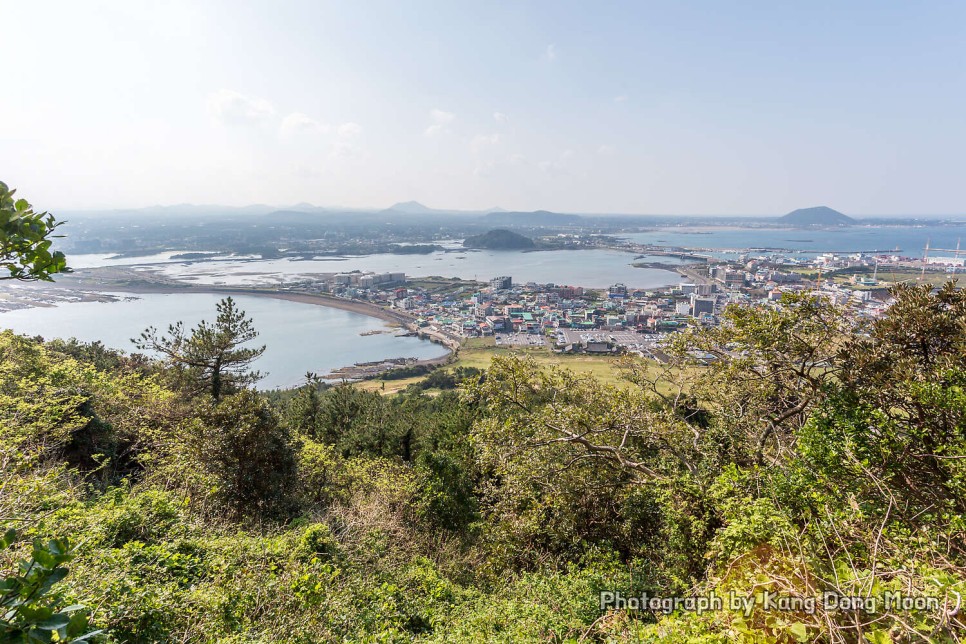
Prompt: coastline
<box><xmin>66</xmin><ymin>283</ymin><xmax>413</xmax><ymax>325</ymax></box>
<box><xmin>66</xmin><ymin>284</ymin><xmax>462</xmax><ymax>380</ymax></box>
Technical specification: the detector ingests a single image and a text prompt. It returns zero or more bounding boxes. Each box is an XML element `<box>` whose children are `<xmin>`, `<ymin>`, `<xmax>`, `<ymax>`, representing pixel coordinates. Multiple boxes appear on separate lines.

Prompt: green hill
<box><xmin>780</xmin><ymin>206</ymin><xmax>855</xmax><ymax>226</ymax></box>
<box><xmin>462</xmin><ymin>228</ymin><xmax>536</xmax><ymax>249</ymax></box>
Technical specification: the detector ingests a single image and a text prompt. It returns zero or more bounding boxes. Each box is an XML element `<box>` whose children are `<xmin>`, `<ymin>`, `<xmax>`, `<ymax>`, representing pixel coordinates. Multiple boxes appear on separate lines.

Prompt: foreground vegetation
<box><xmin>2</xmin><ymin>279</ymin><xmax>965</xmax><ymax>642</ymax></box>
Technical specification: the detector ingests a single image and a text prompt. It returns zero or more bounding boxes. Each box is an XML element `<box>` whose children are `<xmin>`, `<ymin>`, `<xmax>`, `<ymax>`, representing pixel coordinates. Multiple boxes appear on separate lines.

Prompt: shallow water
<box><xmin>71</xmin><ymin>249</ymin><xmax>686</xmax><ymax>289</ymax></box>
<box><xmin>0</xmin><ymin>293</ymin><xmax>448</xmax><ymax>389</ymax></box>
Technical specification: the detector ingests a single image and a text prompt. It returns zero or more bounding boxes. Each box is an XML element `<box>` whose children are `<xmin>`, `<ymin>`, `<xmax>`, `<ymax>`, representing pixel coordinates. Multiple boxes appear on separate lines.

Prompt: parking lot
<box><xmin>491</xmin><ymin>329</ymin><xmax>668</xmax><ymax>354</ymax></box>
<box><xmin>556</xmin><ymin>328</ymin><xmax>657</xmax><ymax>352</ymax></box>
<box><xmin>494</xmin><ymin>332</ymin><xmax>547</xmax><ymax>347</ymax></box>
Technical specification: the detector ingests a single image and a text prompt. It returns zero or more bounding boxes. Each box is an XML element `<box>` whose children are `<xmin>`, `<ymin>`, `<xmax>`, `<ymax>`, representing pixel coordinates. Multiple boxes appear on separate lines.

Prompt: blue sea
<box><xmin>624</xmin><ymin>223</ymin><xmax>966</xmax><ymax>258</ymax></box>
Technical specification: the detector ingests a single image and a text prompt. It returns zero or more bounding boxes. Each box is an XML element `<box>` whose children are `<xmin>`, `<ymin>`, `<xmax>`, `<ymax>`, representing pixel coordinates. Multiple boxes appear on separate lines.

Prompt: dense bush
<box><xmin>189</xmin><ymin>390</ymin><xmax>300</xmax><ymax>520</ymax></box>
<box><xmin>2</xmin><ymin>284</ymin><xmax>965</xmax><ymax>641</ymax></box>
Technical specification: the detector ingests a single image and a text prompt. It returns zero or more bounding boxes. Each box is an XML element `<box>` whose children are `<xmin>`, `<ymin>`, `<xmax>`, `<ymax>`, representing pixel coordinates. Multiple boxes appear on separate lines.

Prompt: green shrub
<box><xmin>190</xmin><ymin>391</ymin><xmax>300</xmax><ymax>520</ymax></box>
<box><xmin>297</xmin><ymin>523</ymin><xmax>339</xmax><ymax>560</ymax></box>
<box><xmin>95</xmin><ymin>488</ymin><xmax>184</xmax><ymax>547</ymax></box>
<box><xmin>0</xmin><ymin>529</ymin><xmax>101</xmax><ymax>643</ymax></box>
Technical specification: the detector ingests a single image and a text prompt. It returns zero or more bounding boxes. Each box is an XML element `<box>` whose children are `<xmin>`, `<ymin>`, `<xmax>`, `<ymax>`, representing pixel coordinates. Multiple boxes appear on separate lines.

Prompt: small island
<box><xmin>462</xmin><ymin>229</ymin><xmax>536</xmax><ymax>250</ymax></box>
<box><xmin>780</xmin><ymin>206</ymin><xmax>856</xmax><ymax>226</ymax></box>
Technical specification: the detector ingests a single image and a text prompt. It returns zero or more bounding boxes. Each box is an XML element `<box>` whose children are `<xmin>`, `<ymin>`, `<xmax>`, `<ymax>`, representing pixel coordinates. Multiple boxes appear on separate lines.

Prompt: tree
<box><xmin>0</xmin><ymin>181</ymin><xmax>68</xmax><ymax>281</ymax></box>
<box><xmin>134</xmin><ymin>297</ymin><xmax>265</xmax><ymax>400</ymax></box>
<box><xmin>654</xmin><ymin>291</ymin><xmax>850</xmax><ymax>466</ymax></box>
<box><xmin>284</xmin><ymin>372</ymin><xmax>327</xmax><ymax>437</ymax></box>
<box><xmin>190</xmin><ymin>391</ymin><xmax>299</xmax><ymax>519</ymax></box>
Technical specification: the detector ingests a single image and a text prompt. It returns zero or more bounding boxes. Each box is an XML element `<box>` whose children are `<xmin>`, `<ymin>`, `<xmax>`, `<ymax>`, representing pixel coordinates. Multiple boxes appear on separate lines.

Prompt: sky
<box><xmin>2</xmin><ymin>0</ymin><xmax>965</xmax><ymax>215</ymax></box>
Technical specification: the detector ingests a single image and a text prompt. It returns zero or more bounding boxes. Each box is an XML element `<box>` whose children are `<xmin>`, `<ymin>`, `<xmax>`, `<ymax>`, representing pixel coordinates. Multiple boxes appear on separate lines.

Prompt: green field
<box><xmin>356</xmin><ymin>335</ymin><xmax>685</xmax><ymax>395</ymax></box>
<box><xmin>455</xmin><ymin>343</ymin><xmax>627</xmax><ymax>384</ymax></box>
<box><xmin>787</xmin><ymin>265</ymin><xmax>961</xmax><ymax>289</ymax></box>
<box><xmin>835</xmin><ymin>266</ymin><xmax>960</xmax><ymax>288</ymax></box>
<box><xmin>405</xmin><ymin>276</ymin><xmax>485</xmax><ymax>296</ymax></box>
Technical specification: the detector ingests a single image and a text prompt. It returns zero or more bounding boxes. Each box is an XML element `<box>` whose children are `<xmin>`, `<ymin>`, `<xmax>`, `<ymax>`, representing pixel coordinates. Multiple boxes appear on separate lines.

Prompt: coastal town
<box><xmin>2</xmin><ymin>233</ymin><xmax>962</xmax><ymax>382</ymax></box>
<box><xmin>311</xmin><ymin>244</ymin><xmax>962</xmax><ymax>366</ymax></box>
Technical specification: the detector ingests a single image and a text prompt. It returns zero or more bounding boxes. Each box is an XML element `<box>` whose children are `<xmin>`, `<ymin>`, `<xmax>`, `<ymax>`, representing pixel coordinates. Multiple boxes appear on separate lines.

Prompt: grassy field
<box><xmin>786</xmin><ymin>265</ymin><xmax>961</xmax><ymax>289</ymax></box>
<box><xmin>355</xmin><ymin>334</ymin><xmax>686</xmax><ymax>395</ymax></box>
<box><xmin>405</xmin><ymin>276</ymin><xmax>486</xmax><ymax>297</ymax></box>
<box><xmin>842</xmin><ymin>266</ymin><xmax>959</xmax><ymax>288</ymax></box>
<box><xmin>455</xmin><ymin>344</ymin><xmax>627</xmax><ymax>384</ymax></box>
<box><xmin>354</xmin><ymin>375</ymin><xmax>430</xmax><ymax>394</ymax></box>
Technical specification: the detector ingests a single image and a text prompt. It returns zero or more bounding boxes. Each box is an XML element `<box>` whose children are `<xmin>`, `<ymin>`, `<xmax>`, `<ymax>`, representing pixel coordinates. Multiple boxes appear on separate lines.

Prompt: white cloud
<box><xmin>430</xmin><ymin>109</ymin><xmax>455</xmax><ymax>123</ymax></box>
<box><xmin>473</xmin><ymin>161</ymin><xmax>495</xmax><ymax>177</ymax></box>
<box><xmin>471</xmin><ymin>133</ymin><xmax>501</xmax><ymax>152</ymax></box>
<box><xmin>425</xmin><ymin>109</ymin><xmax>455</xmax><ymax>136</ymax></box>
<box><xmin>598</xmin><ymin>144</ymin><xmax>617</xmax><ymax>156</ymax></box>
<box><xmin>493</xmin><ymin>111</ymin><xmax>508</xmax><ymax>123</ymax></box>
<box><xmin>330</xmin><ymin>122</ymin><xmax>365</xmax><ymax>160</ymax></box>
<box><xmin>537</xmin><ymin>148</ymin><xmax>578</xmax><ymax>176</ymax></box>
<box><xmin>337</xmin><ymin>122</ymin><xmax>363</xmax><ymax>138</ymax></box>
<box><xmin>331</xmin><ymin>140</ymin><xmax>363</xmax><ymax>160</ymax></box>
<box><xmin>538</xmin><ymin>160</ymin><xmax>562</xmax><ymax>175</ymax></box>
<box><xmin>614</xmin><ymin>95</ymin><xmax>628</xmax><ymax>103</ymax></box>
<box><xmin>207</xmin><ymin>89</ymin><xmax>275</xmax><ymax>125</ymax></box>
<box><xmin>543</xmin><ymin>44</ymin><xmax>557</xmax><ymax>62</ymax></box>
<box><xmin>280</xmin><ymin>112</ymin><xmax>329</xmax><ymax>136</ymax></box>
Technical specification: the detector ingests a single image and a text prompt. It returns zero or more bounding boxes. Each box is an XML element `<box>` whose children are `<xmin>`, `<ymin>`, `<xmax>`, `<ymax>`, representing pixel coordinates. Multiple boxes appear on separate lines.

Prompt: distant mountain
<box><xmin>285</xmin><ymin>202</ymin><xmax>327</xmax><ymax>213</ymax></box>
<box><xmin>780</xmin><ymin>206</ymin><xmax>855</xmax><ymax>226</ymax></box>
<box><xmin>484</xmin><ymin>210</ymin><xmax>583</xmax><ymax>226</ymax></box>
<box><xmin>382</xmin><ymin>201</ymin><xmax>507</xmax><ymax>215</ymax></box>
<box><xmin>66</xmin><ymin>201</ymin><xmax>509</xmax><ymax>220</ymax></box>
<box><xmin>385</xmin><ymin>201</ymin><xmax>436</xmax><ymax>214</ymax></box>
<box><xmin>463</xmin><ymin>229</ymin><xmax>536</xmax><ymax>250</ymax></box>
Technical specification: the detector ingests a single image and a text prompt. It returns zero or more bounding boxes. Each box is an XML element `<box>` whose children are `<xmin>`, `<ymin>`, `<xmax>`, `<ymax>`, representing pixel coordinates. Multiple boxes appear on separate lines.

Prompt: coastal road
<box><xmin>676</xmin><ymin>265</ymin><xmax>714</xmax><ymax>285</ymax></box>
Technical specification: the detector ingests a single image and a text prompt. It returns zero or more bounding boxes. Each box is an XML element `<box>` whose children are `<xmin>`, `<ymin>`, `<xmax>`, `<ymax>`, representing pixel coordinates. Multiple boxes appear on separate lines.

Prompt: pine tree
<box><xmin>135</xmin><ymin>297</ymin><xmax>265</xmax><ymax>400</ymax></box>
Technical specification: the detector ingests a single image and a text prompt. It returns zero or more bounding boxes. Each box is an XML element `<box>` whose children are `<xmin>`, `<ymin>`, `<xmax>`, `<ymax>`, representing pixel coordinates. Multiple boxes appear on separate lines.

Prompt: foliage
<box><xmin>379</xmin><ymin>363</ymin><xmax>433</xmax><ymax>380</ymax></box>
<box><xmin>134</xmin><ymin>297</ymin><xmax>265</xmax><ymax>400</ymax></box>
<box><xmin>412</xmin><ymin>366</ymin><xmax>482</xmax><ymax>391</ymax></box>
<box><xmin>3</xmin><ymin>282</ymin><xmax>966</xmax><ymax>641</ymax></box>
<box><xmin>188</xmin><ymin>391</ymin><xmax>299</xmax><ymax>520</ymax></box>
<box><xmin>0</xmin><ymin>530</ymin><xmax>100</xmax><ymax>643</ymax></box>
<box><xmin>0</xmin><ymin>182</ymin><xmax>68</xmax><ymax>282</ymax></box>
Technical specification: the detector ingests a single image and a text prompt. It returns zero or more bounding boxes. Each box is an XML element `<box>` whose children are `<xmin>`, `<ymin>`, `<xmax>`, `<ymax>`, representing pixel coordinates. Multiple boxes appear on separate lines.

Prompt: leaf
<box><xmin>72</xmin><ymin>630</ymin><xmax>105</xmax><ymax>643</ymax></box>
<box><xmin>35</xmin><ymin>612</ymin><xmax>71</xmax><ymax>630</ymax></box>
<box><xmin>36</xmin><ymin>567</ymin><xmax>68</xmax><ymax>595</ymax></box>
<box><xmin>26</xmin><ymin>629</ymin><xmax>53</xmax><ymax>643</ymax></box>
<box><xmin>864</xmin><ymin>631</ymin><xmax>893</xmax><ymax>644</ymax></box>
<box><xmin>788</xmin><ymin>622</ymin><xmax>808</xmax><ymax>642</ymax></box>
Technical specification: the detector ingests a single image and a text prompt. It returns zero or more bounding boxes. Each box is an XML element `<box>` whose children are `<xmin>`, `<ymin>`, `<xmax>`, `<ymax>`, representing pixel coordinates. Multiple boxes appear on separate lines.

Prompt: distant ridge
<box><xmin>381</xmin><ymin>201</ymin><xmax>506</xmax><ymax>215</ymax></box>
<box><xmin>780</xmin><ymin>206</ymin><xmax>855</xmax><ymax>226</ymax></box>
<box><xmin>287</xmin><ymin>202</ymin><xmax>326</xmax><ymax>213</ymax></box>
<box><xmin>484</xmin><ymin>210</ymin><xmax>583</xmax><ymax>226</ymax></box>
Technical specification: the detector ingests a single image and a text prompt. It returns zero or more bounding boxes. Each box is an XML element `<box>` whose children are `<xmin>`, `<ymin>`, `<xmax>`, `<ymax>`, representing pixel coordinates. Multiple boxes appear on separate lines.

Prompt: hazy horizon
<box><xmin>4</xmin><ymin>1</ymin><xmax>965</xmax><ymax>215</ymax></box>
<box><xmin>54</xmin><ymin>201</ymin><xmax>963</xmax><ymax>220</ymax></box>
